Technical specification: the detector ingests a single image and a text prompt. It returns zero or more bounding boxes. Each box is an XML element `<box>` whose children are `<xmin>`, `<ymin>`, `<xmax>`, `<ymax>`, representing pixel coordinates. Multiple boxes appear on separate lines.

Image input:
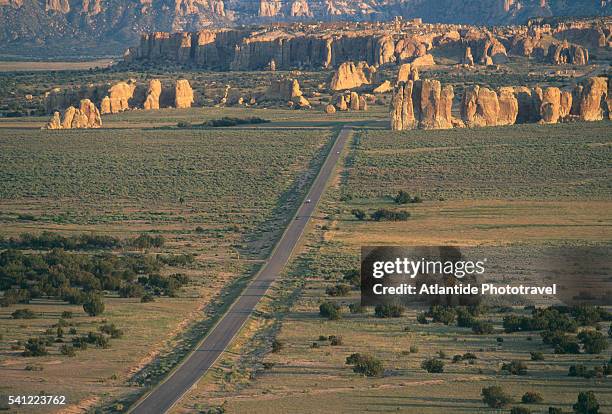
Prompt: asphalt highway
<box><xmin>130</xmin><ymin>126</ymin><xmax>351</xmax><ymax>414</ymax></box>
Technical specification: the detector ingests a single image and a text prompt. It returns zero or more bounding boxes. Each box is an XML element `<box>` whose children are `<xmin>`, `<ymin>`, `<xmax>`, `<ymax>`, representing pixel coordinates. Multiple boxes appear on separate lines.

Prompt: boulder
<box><xmin>349</xmin><ymin>92</ymin><xmax>360</xmax><ymax>110</ymax></box>
<box><xmin>143</xmin><ymin>79</ymin><xmax>162</xmax><ymax>110</ymax></box>
<box><xmin>463</xmin><ymin>47</ymin><xmax>474</xmax><ymax>66</ymax></box>
<box><xmin>100</xmin><ymin>96</ymin><xmax>111</xmax><ymax>114</ymax></box>
<box><xmin>266</xmin><ymin>78</ymin><xmax>303</xmax><ymax>100</ymax></box>
<box><xmin>396</xmin><ymin>63</ymin><xmax>419</xmax><ymax>84</ymax></box>
<box><xmin>108</xmin><ymin>81</ymin><xmax>136</xmax><ymax>113</ymax></box>
<box><xmin>359</xmin><ymin>95</ymin><xmax>368</xmax><ymax>111</ymax></box>
<box><xmin>410</xmin><ymin>54</ymin><xmax>435</xmax><ymax>67</ymax></box>
<box><xmin>175</xmin><ymin>79</ymin><xmax>194</xmax><ymax>109</ymax></box>
<box><xmin>61</xmin><ymin>106</ymin><xmax>77</xmax><ymax>129</ymax></box>
<box><xmin>43</xmin><ymin>112</ymin><xmax>62</xmax><ymax>130</ymax></box>
<box><xmin>539</xmin><ymin>87</ymin><xmax>561</xmax><ymax>124</ymax></box>
<box><xmin>373</xmin><ymin>80</ymin><xmax>393</xmax><ymax>94</ymax></box>
<box><xmin>578</xmin><ymin>77</ymin><xmax>608</xmax><ymax>121</ymax></box>
<box><xmin>78</xmin><ymin>99</ymin><xmax>102</xmax><ymax>128</ymax></box>
<box><xmin>324</xmin><ymin>104</ymin><xmax>336</xmax><ymax>114</ymax></box>
<box><xmin>336</xmin><ymin>95</ymin><xmax>348</xmax><ymax>111</ymax></box>
<box><xmin>330</xmin><ymin>61</ymin><xmax>371</xmax><ymax>90</ymax></box>
<box><xmin>497</xmin><ymin>87</ymin><xmax>518</xmax><ymax>125</ymax></box>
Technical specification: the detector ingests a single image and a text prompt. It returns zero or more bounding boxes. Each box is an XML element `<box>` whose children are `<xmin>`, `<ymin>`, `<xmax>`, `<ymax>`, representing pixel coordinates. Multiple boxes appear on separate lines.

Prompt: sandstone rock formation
<box><xmin>325</xmin><ymin>104</ymin><xmax>336</xmax><ymax>114</ymax></box>
<box><xmin>43</xmin><ymin>99</ymin><xmax>102</xmax><ymax>129</ymax></box>
<box><xmin>497</xmin><ymin>87</ymin><xmax>519</xmax><ymax>126</ymax></box>
<box><xmin>175</xmin><ymin>79</ymin><xmax>194</xmax><ymax>109</ymax></box>
<box><xmin>539</xmin><ymin>87</ymin><xmax>561</xmax><ymax>124</ymax></box>
<box><xmin>265</xmin><ymin>78</ymin><xmax>310</xmax><ymax>107</ymax></box>
<box><xmin>514</xmin><ymin>86</ymin><xmax>538</xmax><ymax>124</ymax></box>
<box><xmin>391</xmin><ymin>79</ymin><xmax>453</xmax><ymax>130</ymax></box>
<box><xmin>409</xmin><ymin>54</ymin><xmax>435</xmax><ymax>67</ymax></box>
<box><xmin>373</xmin><ymin>80</ymin><xmax>393</xmax><ymax>94</ymax></box>
<box><xmin>559</xmin><ymin>90</ymin><xmax>573</xmax><ymax>119</ymax></box>
<box><xmin>396</xmin><ymin>63</ymin><xmax>419</xmax><ymax>84</ymax></box>
<box><xmin>548</xmin><ymin>41</ymin><xmax>589</xmax><ymax>65</ymax></box>
<box><xmin>330</xmin><ymin>61</ymin><xmax>373</xmax><ymax>91</ymax></box>
<box><xmin>578</xmin><ymin>77</ymin><xmax>608</xmax><ymax>121</ymax></box>
<box><xmin>143</xmin><ymin>79</ymin><xmax>162</xmax><ymax>110</ymax></box>
<box><xmin>462</xmin><ymin>46</ymin><xmax>474</xmax><ymax>66</ymax></box>
<box><xmin>336</xmin><ymin>95</ymin><xmax>348</xmax><ymax>111</ymax></box>
<box><xmin>107</xmin><ymin>81</ymin><xmax>137</xmax><ymax>113</ymax></box>
<box><xmin>349</xmin><ymin>91</ymin><xmax>360</xmax><ymax>111</ymax></box>
<box><xmin>461</xmin><ymin>86</ymin><xmax>501</xmax><ymax>127</ymax></box>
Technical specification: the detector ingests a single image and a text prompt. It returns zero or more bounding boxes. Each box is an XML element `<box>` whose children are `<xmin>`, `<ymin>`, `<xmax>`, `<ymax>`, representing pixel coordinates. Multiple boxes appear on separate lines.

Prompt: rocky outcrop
<box><xmin>514</xmin><ymin>86</ymin><xmax>538</xmax><ymax>124</ymax></box>
<box><xmin>107</xmin><ymin>81</ymin><xmax>137</xmax><ymax>113</ymax></box>
<box><xmin>143</xmin><ymin>79</ymin><xmax>162</xmax><ymax>110</ymax></box>
<box><xmin>579</xmin><ymin>77</ymin><xmax>608</xmax><ymax>121</ymax></box>
<box><xmin>330</xmin><ymin>61</ymin><xmax>373</xmax><ymax>90</ymax></box>
<box><xmin>373</xmin><ymin>80</ymin><xmax>393</xmax><ymax>94</ymax></box>
<box><xmin>461</xmin><ymin>86</ymin><xmax>501</xmax><ymax>127</ymax></box>
<box><xmin>539</xmin><ymin>87</ymin><xmax>561</xmax><ymax>124</ymax></box>
<box><xmin>175</xmin><ymin>79</ymin><xmax>194</xmax><ymax>109</ymax></box>
<box><xmin>462</xmin><ymin>46</ymin><xmax>474</xmax><ymax>66</ymax></box>
<box><xmin>497</xmin><ymin>87</ymin><xmax>519</xmax><ymax>126</ymax></box>
<box><xmin>409</xmin><ymin>54</ymin><xmax>435</xmax><ymax>67</ymax></box>
<box><xmin>391</xmin><ymin>79</ymin><xmax>453</xmax><ymax>130</ymax></box>
<box><xmin>396</xmin><ymin>63</ymin><xmax>419</xmax><ymax>84</ymax></box>
<box><xmin>43</xmin><ymin>99</ymin><xmax>102</xmax><ymax>129</ymax></box>
<box><xmin>324</xmin><ymin>104</ymin><xmax>336</xmax><ymax>114</ymax></box>
<box><xmin>265</xmin><ymin>78</ymin><xmax>310</xmax><ymax>107</ymax></box>
<box><xmin>548</xmin><ymin>41</ymin><xmax>589</xmax><ymax>65</ymax></box>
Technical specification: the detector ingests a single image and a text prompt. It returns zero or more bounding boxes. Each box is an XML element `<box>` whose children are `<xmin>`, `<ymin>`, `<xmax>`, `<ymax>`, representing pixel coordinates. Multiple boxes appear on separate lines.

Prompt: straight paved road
<box><xmin>130</xmin><ymin>127</ymin><xmax>351</xmax><ymax>414</ymax></box>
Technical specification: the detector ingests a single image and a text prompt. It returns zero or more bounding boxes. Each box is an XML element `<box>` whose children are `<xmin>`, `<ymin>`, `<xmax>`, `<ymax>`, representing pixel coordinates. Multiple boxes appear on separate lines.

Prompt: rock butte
<box><xmin>391</xmin><ymin>76</ymin><xmax>610</xmax><ymax>130</ymax></box>
<box><xmin>123</xmin><ymin>18</ymin><xmax>606</xmax><ymax>70</ymax></box>
<box><xmin>43</xmin><ymin>99</ymin><xmax>102</xmax><ymax>129</ymax></box>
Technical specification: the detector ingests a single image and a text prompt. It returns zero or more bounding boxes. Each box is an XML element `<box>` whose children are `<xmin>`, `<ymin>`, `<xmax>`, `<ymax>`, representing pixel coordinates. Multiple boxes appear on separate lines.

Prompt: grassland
<box><xmin>0</xmin><ymin>113</ymin><xmax>335</xmax><ymax>412</ymax></box>
<box><xmin>181</xmin><ymin>121</ymin><xmax>612</xmax><ymax>414</ymax></box>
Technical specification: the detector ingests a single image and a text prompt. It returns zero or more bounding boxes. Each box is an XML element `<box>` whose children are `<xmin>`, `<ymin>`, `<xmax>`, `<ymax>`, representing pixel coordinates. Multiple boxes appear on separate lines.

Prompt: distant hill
<box><xmin>0</xmin><ymin>0</ymin><xmax>610</xmax><ymax>58</ymax></box>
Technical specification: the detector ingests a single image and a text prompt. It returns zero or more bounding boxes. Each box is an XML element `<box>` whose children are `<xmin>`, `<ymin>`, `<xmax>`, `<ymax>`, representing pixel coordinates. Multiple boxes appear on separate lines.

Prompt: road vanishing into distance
<box><xmin>130</xmin><ymin>126</ymin><xmax>351</xmax><ymax>414</ymax></box>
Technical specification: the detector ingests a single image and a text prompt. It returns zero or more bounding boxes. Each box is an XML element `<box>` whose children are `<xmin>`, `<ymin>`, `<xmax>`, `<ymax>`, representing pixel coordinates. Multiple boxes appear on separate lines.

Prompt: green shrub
<box><xmin>471</xmin><ymin>320</ymin><xmax>494</xmax><ymax>334</ymax></box>
<box><xmin>573</xmin><ymin>391</ymin><xmax>599</xmax><ymax>414</ymax></box>
<box><xmin>319</xmin><ymin>302</ymin><xmax>341</xmax><ymax>320</ymax></box>
<box><xmin>352</xmin><ymin>354</ymin><xmax>384</xmax><ymax>377</ymax></box>
<box><xmin>351</xmin><ymin>209</ymin><xmax>366</xmax><ymax>220</ymax></box>
<box><xmin>502</xmin><ymin>360</ymin><xmax>528</xmax><ymax>375</ymax></box>
<box><xmin>99</xmin><ymin>323</ymin><xmax>123</xmax><ymax>338</ymax></box>
<box><xmin>530</xmin><ymin>351</ymin><xmax>544</xmax><ymax>361</ymax></box>
<box><xmin>511</xmin><ymin>407</ymin><xmax>531</xmax><ymax>414</ymax></box>
<box><xmin>325</xmin><ymin>284</ymin><xmax>351</xmax><ymax>297</ymax></box>
<box><xmin>375</xmin><ymin>304</ymin><xmax>404</xmax><ymax>318</ymax></box>
<box><xmin>421</xmin><ymin>358</ymin><xmax>444</xmax><ymax>373</ymax></box>
<box><xmin>370</xmin><ymin>209</ymin><xmax>410</xmax><ymax>221</ymax></box>
<box><xmin>329</xmin><ymin>335</ymin><xmax>343</xmax><ymax>346</ymax></box>
<box><xmin>409</xmin><ymin>345</ymin><xmax>418</xmax><ymax>353</ymax></box>
<box><xmin>481</xmin><ymin>385</ymin><xmax>512</xmax><ymax>408</ymax></box>
<box><xmin>83</xmin><ymin>294</ymin><xmax>105</xmax><ymax>316</ymax></box>
<box><xmin>22</xmin><ymin>338</ymin><xmax>48</xmax><ymax>357</ymax></box>
<box><xmin>416</xmin><ymin>312</ymin><xmax>428</xmax><ymax>324</ymax></box>
<box><xmin>577</xmin><ymin>331</ymin><xmax>608</xmax><ymax>354</ymax></box>
<box><xmin>521</xmin><ymin>392</ymin><xmax>543</xmax><ymax>403</ymax></box>
<box><xmin>429</xmin><ymin>305</ymin><xmax>456</xmax><ymax>325</ymax></box>
<box><xmin>61</xmin><ymin>311</ymin><xmax>73</xmax><ymax>319</ymax></box>
<box><xmin>12</xmin><ymin>308</ymin><xmax>36</xmax><ymax>319</ymax></box>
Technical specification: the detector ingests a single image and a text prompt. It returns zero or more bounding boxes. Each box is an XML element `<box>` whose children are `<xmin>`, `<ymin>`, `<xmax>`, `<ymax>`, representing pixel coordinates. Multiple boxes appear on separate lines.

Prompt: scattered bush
<box><xmin>61</xmin><ymin>311</ymin><xmax>73</xmax><ymax>319</ymax></box>
<box><xmin>409</xmin><ymin>345</ymin><xmax>419</xmax><ymax>353</ymax></box>
<box><xmin>342</xmin><ymin>269</ymin><xmax>360</xmax><ymax>287</ymax></box>
<box><xmin>11</xmin><ymin>308</ymin><xmax>36</xmax><ymax>319</ymax></box>
<box><xmin>577</xmin><ymin>330</ymin><xmax>608</xmax><ymax>354</ymax></box>
<box><xmin>502</xmin><ymin>361</ymin><xmax>528</xmax><ymax>375</ymax></box>
<box><xmin>522</xmin><ymin>392</ymin><xmax>543</xmax><ymax>403</ymax></box>
<box><xmin>100</xmin><ymin>323</ymin><xmax>123</xmax><ymax>338</ymax></box>
<box><xmin>471</xmin><ymin>320</ymin><xmax>494</xmax><ymax>335</ymax></box>
<box><xmin>351</xmin><ymin>209</ymin><xmax>366</xmax><ymax>221</ymax></box>
<box><xmin>573</xmin><ymin>391</ymin><xmax>599</xmax><ymax>414</ymax></box>
<box><xmin>421</xmin><ymin>358</ymin><xmax>444</xmax><ymax>373</ymax></box>
<box><xmin>429</xmin><ymin>305</ymin><xmax>456</xmax><ymax>325</ymax></box>
<box><xmin>370</xmin><ymin>209</ymin><xmax>410</xmax><ymax>221</ymax></box>
<box><xmin>511</xmin><ymin>407</ymin><xmax>531</xmax><ymax>414</ymax></box>
<box><xmin>530</xmin><ymin>352</ymin><xmax>544</xmax><ymax>361</ymax></box>
<box><xmin>83</xmin><ymin>294</ymin><xmax>105</xmax><ymax>316</ymax></box>
<box><xmin>329</xmin><ymin>335</ymin><xmax>343</xmax><ymax>346</ymax></box>
<box><xmin>203</xmin><ymin>117</ymin><xmax>270</xmax><ymax>128</ymax></box>
<box><xmin>482</xmin><ymin>385</ymin><xmax>512</xmax><ymax>408</ymax></box>
<box><xmin>325</xmin><ymin>283</ymin><xmax>351</xmax><ymax>297</ymax></box>
<box><xmin>375</xmin><ymin>304</ymin><xmax>404</xmax><ymax>318</ymax></box>
<box><xmin>271</xmin><ymin>340</ymin><xmax>283</xmax><ymax>353</ymax></box>
<box><xmin>141</xmin><ymin>293</ymin><xmax>155</xmax><ymax>303</ymax></box>
<box><xmin>22</xmin><ymin>338</ymin><xmax>49</xmax><ymax>357</ymax></box>
<box><xmin>351</xmin><ymin>354</ymin><xmax>384</xmax><ymax>377</ymax></box>
<box><xmin>60</xmin><ymin>345</ymin><xmax>76</xmax><ymax>357</ymax></box>
<box><xmin>349</xmin><ymin>303</ymin><xmax>364</xmax><ymax>314</ymax></box>
<box><xmin>416</xmin><ymin>312</ymin><xmax>429</xmax><ymax>324</ymax></box>
<box><xmin>319</xmin><ymin>302</ymin><xmax>341</xmax><ymax>320</ymax></box>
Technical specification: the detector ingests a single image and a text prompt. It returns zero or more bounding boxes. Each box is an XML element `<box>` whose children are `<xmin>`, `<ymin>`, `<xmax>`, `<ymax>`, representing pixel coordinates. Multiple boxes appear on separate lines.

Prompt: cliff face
<box><xmin>1</xmin><ymin>0</ymin><xmax>610</xmax><ymax>57</ymax></box>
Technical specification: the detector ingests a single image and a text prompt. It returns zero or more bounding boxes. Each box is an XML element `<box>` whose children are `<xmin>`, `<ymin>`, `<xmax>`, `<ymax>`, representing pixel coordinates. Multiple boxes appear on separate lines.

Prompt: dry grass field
<box><xmin>178</xmin><ymin>121</ymin><xmax>612</xmax><ymax>414</ymax></box>
<box><xmin>0</xmin><ymin>112</ymin><xmax>335</xmax><ymax>412</ymax></box>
